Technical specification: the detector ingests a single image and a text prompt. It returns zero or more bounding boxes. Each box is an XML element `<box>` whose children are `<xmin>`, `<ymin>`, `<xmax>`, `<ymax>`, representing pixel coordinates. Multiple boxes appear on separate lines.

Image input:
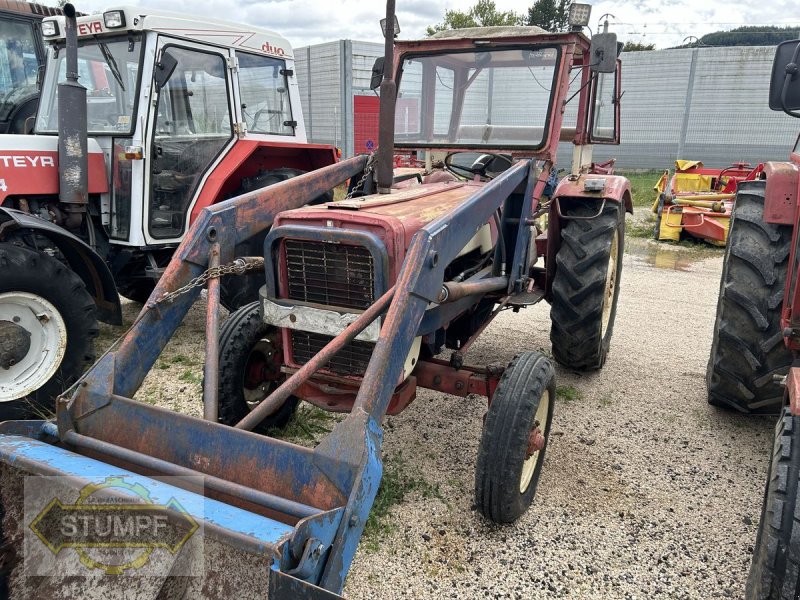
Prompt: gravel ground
<box><xmin>98</xmin><ymin>235</ymin><xmax>773</xmax><ymax>599</ymax></box>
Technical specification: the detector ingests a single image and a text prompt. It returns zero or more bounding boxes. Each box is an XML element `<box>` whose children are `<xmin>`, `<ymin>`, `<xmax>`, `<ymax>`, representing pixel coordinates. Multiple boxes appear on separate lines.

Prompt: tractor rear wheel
<box><xmin>475</xmin><ymin>351</ymin><xmax>555</xmax><ymax>523</ymax></box>
<box><xmin>550</xmin><ymin>200</ymin><xmax>624</xmax><ymax>370</ymax></box>
<box><xmin>0</xmin><ymin>244</ymin><xmax>98</xmax><ymax>420</ymax></box>
<box><xmin>746</xmin><ymin>408</ymin><xmax>800</xmax><ymax>599</ymax></box>
<box><xmin>216</xmin><ymin>301</ymin><xmax>298</xmax><ymax>433</ymax></box>
<box><xmin>706</xmin><ymin>181</ymin><xmax>792</xmax><ymax>414</ymax></box>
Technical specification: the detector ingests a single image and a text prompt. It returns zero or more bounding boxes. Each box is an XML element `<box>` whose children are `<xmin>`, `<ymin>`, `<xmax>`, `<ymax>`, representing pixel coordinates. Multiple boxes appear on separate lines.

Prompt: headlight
<box><xmin>568</xmin><ymin>3</ymin><xmax>592</xmax><ymax>29</ymax></box>
<box><xmin>103</xmin><ymin>10</ymin><xmax>126</xmax><ymax>28</ymax></box>
<box><xmin>41</xmin><ymin>20</ymin><xmax>59</xmax><ymax>37</ymax></box>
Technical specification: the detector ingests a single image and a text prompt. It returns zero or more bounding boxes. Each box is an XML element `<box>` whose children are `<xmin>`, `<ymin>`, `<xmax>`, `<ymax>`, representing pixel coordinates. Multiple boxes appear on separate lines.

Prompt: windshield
<box><xmin>0</xmin><ymin>19</ymin><xmax>39</xmax><ymax>121</ymax></box>
<box><xmin>395</xmin><ymin>47</ymin><xmax>560</xmax><ymax>149</ymax></box>
<box><xmin>35</xmin><ymin>35</ymin><xmax>143</xmax><ymax>134</ymax></box>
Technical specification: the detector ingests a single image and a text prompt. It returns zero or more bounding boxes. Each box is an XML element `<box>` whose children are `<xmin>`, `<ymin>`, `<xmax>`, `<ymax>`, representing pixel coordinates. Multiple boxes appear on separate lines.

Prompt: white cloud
<box><xmin>67</xmin><ymin>0</ymin><xmax>796</xmax><ymax>49</ymax></box>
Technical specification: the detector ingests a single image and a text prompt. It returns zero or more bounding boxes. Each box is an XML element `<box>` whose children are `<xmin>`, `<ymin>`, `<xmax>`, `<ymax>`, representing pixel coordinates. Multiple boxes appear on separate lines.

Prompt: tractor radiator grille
<box><xmin>284</xmin><ymin>239</ymin><xmax>375</xmax><ymax>310</ymax></box>
<box><xmin>291</xmin><ymin>331</ymin><xmax>374</xmax><ymax>376</ymax></box>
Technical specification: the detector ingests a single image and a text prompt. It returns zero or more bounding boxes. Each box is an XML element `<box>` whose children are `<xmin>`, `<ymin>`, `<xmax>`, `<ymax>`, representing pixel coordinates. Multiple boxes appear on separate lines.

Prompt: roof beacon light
<box><xmin>569</xmin><ymin>3</ymin><xmax>592</xmax><ymax>30</ymax></box>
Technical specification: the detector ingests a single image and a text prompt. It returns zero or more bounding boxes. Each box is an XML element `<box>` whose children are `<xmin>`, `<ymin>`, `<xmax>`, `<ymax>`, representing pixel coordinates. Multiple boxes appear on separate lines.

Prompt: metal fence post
<box><xmin>676</xmin><ymin>47</ymin><xmax>699</xmax><ymax>161</ymax></box>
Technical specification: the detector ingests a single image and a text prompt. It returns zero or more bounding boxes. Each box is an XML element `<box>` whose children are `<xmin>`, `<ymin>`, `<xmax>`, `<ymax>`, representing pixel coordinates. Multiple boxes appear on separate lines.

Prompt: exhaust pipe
<box><xmin>376</xmin><ymin>0</ymin><xmax>397</xmax><ymax>194</ymax></box>
<box><xmin>58</xmin><ymin>3</ymin><xmax>88</xmax><ymax>225</ymax></box>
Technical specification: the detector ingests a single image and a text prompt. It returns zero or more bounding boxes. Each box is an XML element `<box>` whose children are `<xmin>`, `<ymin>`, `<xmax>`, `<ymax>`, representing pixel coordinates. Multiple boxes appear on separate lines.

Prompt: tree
<box><xmin>526</xmin><ymin>0</ymin><xmax>571</xmax><ymax>32</ymax></box>
<box><xmin>622</xmin><ymin>41</ymin><xmax>656</xmax><ymax>52</ymax></box>
<box><xmin>699</xmin><ymin>25</ymin><xmax>799</xmax><ymax>47</ymax></box>
<box><xmin>426</xmin><ymin>0</ymin><xmax>523</xmax><ymax>36</ymax></box>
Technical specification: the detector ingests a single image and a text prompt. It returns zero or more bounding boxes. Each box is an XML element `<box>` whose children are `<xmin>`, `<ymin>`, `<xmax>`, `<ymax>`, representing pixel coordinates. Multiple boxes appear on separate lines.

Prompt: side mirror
<box><xmin>370</xmin><ymin>57</ymin><xmax>385</xmax><ymax>91</ymax></box>
<box><xmin>769</xmin><ymin>39</ymin><xmax>800</xmax><ymax>113</ymax></box>
<box><xmin>589</xmin><ymin>32</ymin><xmax>618</xmax><ymax>73</ymax></box>
<box><xmin>154</xmin><ymin>52</ymin><xmax>178</xmax><ymax>90</ymax></box>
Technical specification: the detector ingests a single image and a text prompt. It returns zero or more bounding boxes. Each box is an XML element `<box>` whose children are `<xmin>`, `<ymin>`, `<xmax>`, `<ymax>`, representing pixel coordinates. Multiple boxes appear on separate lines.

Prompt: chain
<box><xmin>156</xmin><ymin>257</ymin><xmax>264</xmax><ymax>304</ymax></box>
<box><xmin>344</xmin><ymin>153</ymin><xmax>376</xmax><ymax>200</ymax></box>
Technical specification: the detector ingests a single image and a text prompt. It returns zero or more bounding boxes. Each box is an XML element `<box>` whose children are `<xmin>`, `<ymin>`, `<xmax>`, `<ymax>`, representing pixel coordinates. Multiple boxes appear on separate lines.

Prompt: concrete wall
<box><xmin>295</xmin><ymin>42</ymin><xmax>798</xmax><ymax>169</ymax></box>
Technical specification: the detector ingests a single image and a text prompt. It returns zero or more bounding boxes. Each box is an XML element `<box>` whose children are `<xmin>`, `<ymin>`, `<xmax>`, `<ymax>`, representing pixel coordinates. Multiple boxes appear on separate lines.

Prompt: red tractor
<box><xmin>706</xmin><ymin>39</ymin><xmax>800</xmax><ymax>597</ymax></box>
<box><xmin>0</xmin><ymin>6</ymin><xmax>337</xmax><ymax>419</ymax></box>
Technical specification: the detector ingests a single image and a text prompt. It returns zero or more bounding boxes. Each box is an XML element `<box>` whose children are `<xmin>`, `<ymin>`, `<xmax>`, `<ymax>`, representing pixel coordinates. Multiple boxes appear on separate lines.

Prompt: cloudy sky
<box><xmin>68</xmin><ymin>0</ymin><xmax>799</xmax><ymax>50</ymax></box>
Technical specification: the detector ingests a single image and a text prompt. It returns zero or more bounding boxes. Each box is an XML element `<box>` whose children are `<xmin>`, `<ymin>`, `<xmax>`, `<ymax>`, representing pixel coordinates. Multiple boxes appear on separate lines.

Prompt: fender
<box><xmin>0</xmin><ymin>208</ymin><xmax>122</xmax><ymax>325</ymax></box>
<box><xmin>763</xmin><ymin>161</ymin><xmax>799</xmax><ymax>226</ymax></box>
<box><xmin>545</xmin><ymin>174</ymin><xmax>633</xmax><ymax>299</ymax></box>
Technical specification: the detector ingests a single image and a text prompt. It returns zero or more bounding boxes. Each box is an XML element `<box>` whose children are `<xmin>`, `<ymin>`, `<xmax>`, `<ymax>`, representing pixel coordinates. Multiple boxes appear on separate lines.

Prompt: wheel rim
<box><xmin>0</xmin><ymin>292</ymin><xmax>67</xmax><ymax>402</ymax></box>
<box><xmin>601</xmin><ymin>229</ymin><xmax>619</xmax><ymax>338</ymax></box>
<box><xmin>241</xmin><ymin>336</ymin><xmax>283</xmax><ymax>413</ymax></box>
<box><xmin>520</xmin><ymin>389</ymin><xmax>550</xmax><ymax>494</ymax></box>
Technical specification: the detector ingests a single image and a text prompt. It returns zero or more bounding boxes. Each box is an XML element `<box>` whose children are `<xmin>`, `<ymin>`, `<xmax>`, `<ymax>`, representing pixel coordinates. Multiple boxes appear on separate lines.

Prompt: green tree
<box><xmin>526</xmin><ymin>0</ymin><xmax>571</xmax><ymax>32</ymax></box>
<box><xmin>426</xmin><ymin>0</ymin><xmax>523</xmax><ymax>36</ymax></box>
<box><xmin>622</xmin><ymin>41</ymin><xmax>656</xmax><ymax>52</ymax></box>
<box><xmin>699</xmin><ymin>25</ymin><xmax>799</xmax><ymax>47</ymax></box>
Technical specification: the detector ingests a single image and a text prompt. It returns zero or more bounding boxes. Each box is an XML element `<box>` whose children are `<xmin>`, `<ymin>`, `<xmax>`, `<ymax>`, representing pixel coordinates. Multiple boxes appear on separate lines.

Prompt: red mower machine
<box><xmin>653</xmin><ymin>159</ymin><xmax>764</xmax><ymax>246</ymax></box>
<box><xmin>0</xmin><ymin>1</ymin><xmax>630</xmax><ymax>597</ymax></box>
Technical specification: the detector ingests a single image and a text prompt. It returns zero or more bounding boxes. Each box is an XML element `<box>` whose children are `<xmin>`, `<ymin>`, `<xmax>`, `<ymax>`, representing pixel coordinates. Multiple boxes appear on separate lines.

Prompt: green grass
<box><xmin>618</xmin><ymin>170</ymin><xmax>663</xmax><ymax>208</ymax></box>
<box><xmin>266</xmin><ymin>405</ymin><xmax>337</xmax><ymax>441</ymax></box>
<box><xmin>556</xmin><ymin>384</ymin><xmax>583</xmax><ymax>403</ymax></box>
<box><xmin>626</xmin><ymin>216</ymin><xmax>656</xmax><ymax>239</ymax></box>
<box><xmin>362</xmin><ymin>453</ymin><xmax>442</xmax><ymax>552</ymax></box>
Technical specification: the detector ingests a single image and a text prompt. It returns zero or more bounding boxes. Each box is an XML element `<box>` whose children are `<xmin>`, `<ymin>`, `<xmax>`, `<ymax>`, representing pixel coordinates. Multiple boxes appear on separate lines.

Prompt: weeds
<box><xmin>267</xmin><ymin>404</ymin><xmax>337</xmax><ymax>441</ymax></box>
<box><xmin>556</xmin><ymin>384</ymin><xmax>583</xmax><ymax>403</ymax></box>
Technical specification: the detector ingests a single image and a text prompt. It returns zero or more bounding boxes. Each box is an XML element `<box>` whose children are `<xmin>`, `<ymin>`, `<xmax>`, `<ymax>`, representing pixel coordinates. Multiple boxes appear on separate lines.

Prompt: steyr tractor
<box><xmin>0</xmin><ymin>1</ymin><xmax>630</xmax><ymax>597</ymax></box>
<box><xmin>706</xmin><ymin>39</ymin><xmax>800</xmax><ymax>598</ymax></box>
<box><xmin>0</xmin><ymin>6</ymin><xmax>337</xmax><ymax>418</ymax></box>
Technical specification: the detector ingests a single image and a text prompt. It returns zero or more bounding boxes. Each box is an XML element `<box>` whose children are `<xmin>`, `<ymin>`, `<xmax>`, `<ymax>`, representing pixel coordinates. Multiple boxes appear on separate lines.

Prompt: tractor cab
<box><xmin>26</xmin><ymin>7</ymin><xmax>312</xmax><ymax>246</ymax></box>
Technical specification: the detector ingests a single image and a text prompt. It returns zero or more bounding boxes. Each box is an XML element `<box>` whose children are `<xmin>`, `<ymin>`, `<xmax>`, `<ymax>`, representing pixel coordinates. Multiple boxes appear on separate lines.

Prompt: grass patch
<box><xmin>362</xmin><ymin>453</ymin><xmax>442</xmax><ymax>552</ymax></box>
<box><xmin>626</xmin><ymin>217</ymin><xmax>656</xmax><ymax>239</ymax></box>
<box><xmin>618</xmin><ymin>170</ymin><xmax>663</xmax><ymax>208</ymax></box>
<box><xmin>178</xmin><ymin>369</ymin><xmax>202</xmax><ymax>384</ymax></box>
<box><xmin>267</xmin><ymin>404</ymin><xmax>336</xmax><ymax>441</ymax></box>
<box><xmin>556</xmin><ymin>384</ymin><xmax>583</xmax><ymax>403</ymax></box>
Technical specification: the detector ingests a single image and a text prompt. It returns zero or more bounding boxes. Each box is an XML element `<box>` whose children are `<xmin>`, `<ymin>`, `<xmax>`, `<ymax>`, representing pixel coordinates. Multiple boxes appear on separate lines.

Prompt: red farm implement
<box><xmin>652</xmin><ymin>160</ymin><xmax>763</xmax><ymax>245</ymax></box>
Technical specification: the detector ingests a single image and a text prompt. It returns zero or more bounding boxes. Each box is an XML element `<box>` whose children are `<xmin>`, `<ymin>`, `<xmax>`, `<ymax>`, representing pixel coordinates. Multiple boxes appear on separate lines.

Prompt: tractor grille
<box><xmin>284</xmin><ymin>239</ymin><xmax>375</xmax><ymax>310</ymax></box>
<box><xmin>291</xmin><ymin>331</ymin><xmax>374</xmax><ymax>376</ymax></box>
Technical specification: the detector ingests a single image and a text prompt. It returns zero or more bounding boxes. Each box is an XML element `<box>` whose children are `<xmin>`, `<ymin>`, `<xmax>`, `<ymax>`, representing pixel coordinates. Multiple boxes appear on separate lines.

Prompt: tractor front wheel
<box><xmin>0</xmin><ymin>244</ymin><xmax>98</xmax><ymax>420</ymax></box>
<box><xmin>474</xmin><ymin>351</ymin><xmax>555</xmax><ymax>523</ymax></box>
<box><xmin>746</xmin><ymin>408</ymin><xmax>800</xmax><ymax>599</ymax></box>
<box><xmin>550</xmin><ymin>200</ymin><xmax>624</xmax><ymax>370</ymax></box>
<box><xmin>216</xmin><ymin>301</ymin><xmax>299</xmax><ymax>433</ymax></box>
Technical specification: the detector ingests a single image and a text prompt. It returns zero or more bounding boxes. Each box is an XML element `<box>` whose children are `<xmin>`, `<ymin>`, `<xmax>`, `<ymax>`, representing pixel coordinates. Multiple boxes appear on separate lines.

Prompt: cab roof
<box><xmin>428</xmin><ymin>25</ymin><xmax>549</xmax><ymax>40</ymax></box>
<box><xmin>41</xmin><ymin>5</ymin><xmax>294</xmax><ymax>59</ymax></box>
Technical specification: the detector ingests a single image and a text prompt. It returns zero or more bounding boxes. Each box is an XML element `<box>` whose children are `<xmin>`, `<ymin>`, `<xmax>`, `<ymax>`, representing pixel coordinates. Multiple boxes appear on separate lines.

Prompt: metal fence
<box><xmin>295</xmin><ymin>41</ymin><xmax>798</xmax><ymax>169</ymax></box>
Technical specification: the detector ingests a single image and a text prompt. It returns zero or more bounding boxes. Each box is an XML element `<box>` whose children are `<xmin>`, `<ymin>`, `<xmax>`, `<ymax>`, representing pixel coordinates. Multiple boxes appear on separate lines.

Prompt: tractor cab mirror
<box><xmin>154</xmin><ymin>52</ymin><xmax>179</xmax><ymax>90</ymax></box>
<box><xmin>589</xmin><ymin>32</ymin><xmax>618</xmax><ymax>73</ymax></box>
<box><xmin>370</xmin><ymin>56</ymin><xmax>385</xmax><ymax>91</ymax></box>
<box><xmin>769</xmin><ymin>39</ymin><xmax>800</xmax><ymax>114</ymax></box>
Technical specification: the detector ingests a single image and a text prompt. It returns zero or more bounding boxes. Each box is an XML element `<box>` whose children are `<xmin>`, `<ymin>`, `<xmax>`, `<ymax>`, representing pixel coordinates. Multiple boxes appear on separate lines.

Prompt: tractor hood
<box><xmin>0</xmin><ymin>134</ymin><xmax>108</xmax><ymax>202</ymax></box>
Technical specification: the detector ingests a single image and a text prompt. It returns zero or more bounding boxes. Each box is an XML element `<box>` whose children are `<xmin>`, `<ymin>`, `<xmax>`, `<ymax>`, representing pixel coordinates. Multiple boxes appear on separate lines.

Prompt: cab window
<box><xmin>237</xmin><ymin>52</ymin><xmax>294</xmax><ymax>135</ymax></box>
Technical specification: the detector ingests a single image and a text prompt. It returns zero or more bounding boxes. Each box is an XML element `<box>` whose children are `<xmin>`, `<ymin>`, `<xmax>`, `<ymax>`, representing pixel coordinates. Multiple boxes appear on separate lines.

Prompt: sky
<box><xmin>63</xmin><ymin>0</ymin><xmax>800</xmax><ymax>50</ymax></box>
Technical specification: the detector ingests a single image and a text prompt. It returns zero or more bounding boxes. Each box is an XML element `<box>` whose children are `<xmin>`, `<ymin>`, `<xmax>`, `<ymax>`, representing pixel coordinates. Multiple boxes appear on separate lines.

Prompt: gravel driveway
<box><xmin>99</xmin><ymin>236</ymin><xmax>772</xmax><ymax>599</ymax></box>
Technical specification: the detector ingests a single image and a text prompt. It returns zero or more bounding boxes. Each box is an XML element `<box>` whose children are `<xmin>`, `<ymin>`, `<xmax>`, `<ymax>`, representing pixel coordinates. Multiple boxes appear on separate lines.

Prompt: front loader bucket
<box><xmin>0</xmin><ymin>390</ymin><xmax>373</xmax><ymax>598</ymax></box>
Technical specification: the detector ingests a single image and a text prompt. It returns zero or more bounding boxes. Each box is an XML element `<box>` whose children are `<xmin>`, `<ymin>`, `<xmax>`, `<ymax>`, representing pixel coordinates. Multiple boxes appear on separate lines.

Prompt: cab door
<box><xmin>588</xmin><ymin>61</ymin><xmax>622</xmax><ymax>145</ymax></box>
<box><xmin>143</xmin><ymin>38</ymin><xmax>235</xmax><ymax>243</ymax></box>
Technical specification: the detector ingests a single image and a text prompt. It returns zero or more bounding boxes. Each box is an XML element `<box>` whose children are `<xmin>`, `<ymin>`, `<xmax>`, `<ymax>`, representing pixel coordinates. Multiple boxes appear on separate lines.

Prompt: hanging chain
<box><xmin>344</xmin><ymin>153</ymin><xmax>377</xmax><ymax>200</ymax></box>
<box><xmin>156</xmin><ymin>257</ymin><xmax>264</xmax><ymax>304</ymax></box>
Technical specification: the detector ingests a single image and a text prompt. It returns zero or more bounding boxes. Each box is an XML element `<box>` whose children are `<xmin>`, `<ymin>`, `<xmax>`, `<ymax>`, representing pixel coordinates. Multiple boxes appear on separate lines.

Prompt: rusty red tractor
<box><xmin>0</xmin><ymin>2</ymin><xmax>631</xmax><ymax>597</ymax></box>
<box><xmin>705</xmin><ymin>39</ymin><xmax>800</xmax><ymax>598</ymax></box>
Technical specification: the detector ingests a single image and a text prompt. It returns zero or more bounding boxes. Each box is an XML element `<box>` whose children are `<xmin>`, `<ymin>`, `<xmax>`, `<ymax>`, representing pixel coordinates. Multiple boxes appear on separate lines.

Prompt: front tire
<box><xmin>475</xmin><ymin>352</ymin><xmax>555</xmax><ymax>524</ymax></box>
<box><xmin>747</xmin><ymin>408</ymin><xmax>800</xmax><ymax>599</ymax></box>
<box><xmin>216</xmin><ymin>302</ymin><xmax>298</xmax><ymax>433</ymax></box>
<box><xmin>550</xmin><ymin>200</ymin><xmax>624</xmax><ymax>370</ymax></box>
<box><xmin>706</xmin><ymin>181</ymin><xmax>792</xmax><ymax>414</ymax></box>
<box><xmin>0</xmin><ymin>244</ymin><xmax>98</xmax><ymax>420</ymax></box>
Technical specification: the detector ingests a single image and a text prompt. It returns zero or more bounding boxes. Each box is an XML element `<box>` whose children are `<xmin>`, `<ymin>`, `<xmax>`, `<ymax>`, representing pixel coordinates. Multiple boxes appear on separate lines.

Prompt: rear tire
<box><xmin>216</xmin><ymin>302</ymin><xmax>298</xmax><ymax>433</ymax></box>
<box><xmin>706</xmin><ymin>181</ymin><xmax>792</xmax><ymax>414</ymax></box>
<box><xmin>0</xmin><ymin>244</ymin><xmax>98</xmax><ymax>420</ymax></box>
<box><xmin>475</xmin><ymin>352</ymin><xmax>555</xmax><ymax>524</ymax></box>
<box><xmin>746</xmin><ymin>408</ymin><xmax>800</xmax><ymax>599</ymax></box>
<box><xmin>550</xmin><ymin>200</ymin><xmax>624</xmax><ymax>370</ymax></box>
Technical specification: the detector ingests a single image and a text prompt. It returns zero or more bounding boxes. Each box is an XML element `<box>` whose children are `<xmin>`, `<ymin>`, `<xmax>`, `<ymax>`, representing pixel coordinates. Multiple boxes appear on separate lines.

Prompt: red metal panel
<box><xmin>763</xmin><ymin>161</ymin><xmax>800</xmax><ymax>225</ymax></box>
<box><xmin>353</xmin><ymin>95</ymin><xmax>380</xmax><ymax>155</ymax></box>
<box><xmin>0</xmin><ymin>150</ymin><xmax>107</xmax><ymax>202</ymax></box>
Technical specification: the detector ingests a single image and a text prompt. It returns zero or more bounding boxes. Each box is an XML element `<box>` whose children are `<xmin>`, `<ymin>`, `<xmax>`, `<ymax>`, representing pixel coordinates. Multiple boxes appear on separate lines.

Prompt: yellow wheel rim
<box><xmin>601</xmin><ymin>229</ymin><xmax>619</xmax><ymax>338</ymax></box>
<box><xmin>520</xmin><ymin>389</ymin><xmax>550</xmax><ymax>494</ymax></box>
